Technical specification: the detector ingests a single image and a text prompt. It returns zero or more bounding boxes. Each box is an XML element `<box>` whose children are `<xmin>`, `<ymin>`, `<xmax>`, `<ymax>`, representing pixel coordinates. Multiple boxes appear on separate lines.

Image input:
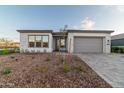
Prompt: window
<box><xmin>29</xmin><ymin>36</ymin><xmax>35</xmax><ymax>47</ymax></box>
<box><xmin>36</xmin><ymin>36</ymin><xmax>42</xmax><ymax>47</ymax></box>
<box><xmin>43</xmin><ymin>36</ymin><xmax>49</xmax><ymax>48</ymax></box>
<box><xmin>28</xmin><ymin>35</ymin><xmax>49</xmax><ymax>48</ymax></box>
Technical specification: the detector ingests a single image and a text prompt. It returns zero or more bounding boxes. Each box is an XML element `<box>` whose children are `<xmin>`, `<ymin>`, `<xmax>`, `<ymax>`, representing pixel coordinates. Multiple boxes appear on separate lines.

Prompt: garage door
<box><xmin>74</xmin><ymin>37</ymin><xmax>103</xmax><ymax>53</ymax></box>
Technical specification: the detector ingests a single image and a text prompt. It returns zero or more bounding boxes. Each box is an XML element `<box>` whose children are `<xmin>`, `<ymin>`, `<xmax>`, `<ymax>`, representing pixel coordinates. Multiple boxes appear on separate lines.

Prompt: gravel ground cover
<box><xmin>0</xmin><ymin>53</ymin><xmax>112</xmax><ymax>88</ymax></box>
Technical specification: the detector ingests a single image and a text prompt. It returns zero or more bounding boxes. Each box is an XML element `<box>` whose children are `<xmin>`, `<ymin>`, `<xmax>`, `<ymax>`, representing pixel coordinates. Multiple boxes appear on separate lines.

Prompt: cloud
<box><xmin>72</xmin><ymin>17</ymin><xmax>95</xmax><ymax>30</ymax></box>
<box><xmin>116</xmin><ymin>6</ymin><xmax>124</xmax><ymax>12</ymax></box>
<box><xmin>105</xmin><ymin>5</ymin><xmax>124</xmax><ymax>13</ymax></box>
<box><xmin>80</xmin><ymin>17</ymin><xmax>95</xmax><ymax>30</ymax></box>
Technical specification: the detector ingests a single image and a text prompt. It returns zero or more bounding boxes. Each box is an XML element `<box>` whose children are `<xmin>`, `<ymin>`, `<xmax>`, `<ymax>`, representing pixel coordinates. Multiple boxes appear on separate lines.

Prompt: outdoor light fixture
<box><xmin>107</xmin><ymin>40</ymin><xmax>110</xmax><ymax>45</ymax></box>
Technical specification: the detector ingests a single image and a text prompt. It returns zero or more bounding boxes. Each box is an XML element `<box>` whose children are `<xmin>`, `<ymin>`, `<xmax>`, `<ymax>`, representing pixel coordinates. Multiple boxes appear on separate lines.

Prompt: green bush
<box><xmin>119</xmin><ymin>48</ymin><xmax>124</xmax><ymax>53</ymax></box>
<box><xmin>111</xmin><ymin>47</ymin><xmax>116</xmax><ymax>53</ymax></box>
<box><xmin>0</xmin><ymin>48</ymin><xmax>19</xmax><ymax>55</ymax></box>
<box><xmin>2</xmin><ymin>48</ymin><xmax>10</xmax><ymax>55</ymax></box>
<box><xmin>1</xmin><ymin>68</ymin><xmax>11</xmax><ymax>75</ymax></box>
<box><xmin>0</xmin><ymin>50</ymin><xmax>2</xmax><ymax>55</ymax></box>
<box><xmin>111</xmin><ymin>46</ymin><xmax>124</xmax><ymax>53</ymax></box>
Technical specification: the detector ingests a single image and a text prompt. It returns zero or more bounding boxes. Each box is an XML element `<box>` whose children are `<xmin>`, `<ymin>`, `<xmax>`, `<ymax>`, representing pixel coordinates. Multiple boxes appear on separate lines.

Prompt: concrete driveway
<box><xmin>77</xmin><ymin>53</ymin><xmax>124</xmax><ymax>88</ymax></box>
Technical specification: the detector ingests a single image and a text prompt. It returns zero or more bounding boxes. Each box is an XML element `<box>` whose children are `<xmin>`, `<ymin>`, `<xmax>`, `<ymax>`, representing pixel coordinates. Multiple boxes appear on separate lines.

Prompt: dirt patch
<box><xmin>0</xmin><ymin>53</ymin><xmax>112</xmax><ymax>88</ymax></box>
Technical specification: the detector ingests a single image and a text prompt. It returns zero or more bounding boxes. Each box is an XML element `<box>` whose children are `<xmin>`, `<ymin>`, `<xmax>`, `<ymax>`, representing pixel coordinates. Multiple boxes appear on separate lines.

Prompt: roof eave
<box><xmin>16</xmin><ymin>30</ymin><xmax>53</xmax><ymax>33</ymax></box>
<box><xmin>67</xmin><ymin>29</ymin><xmax>114</xmax><ymax>33</ymax></box>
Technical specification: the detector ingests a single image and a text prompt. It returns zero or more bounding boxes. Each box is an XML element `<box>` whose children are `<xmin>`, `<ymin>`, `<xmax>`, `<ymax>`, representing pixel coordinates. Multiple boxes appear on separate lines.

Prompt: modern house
<box><xmin>17</xmin><ymin>29</ymin><xmax>114</xmax><ymax>53</ymax></box>
<box><xmin>111</xmin><ymin>33</ymin><xmax>124</xmax><ymax>47</ymax></box>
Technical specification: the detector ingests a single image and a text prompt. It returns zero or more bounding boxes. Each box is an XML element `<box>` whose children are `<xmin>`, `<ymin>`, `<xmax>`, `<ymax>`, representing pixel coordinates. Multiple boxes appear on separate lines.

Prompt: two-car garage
<box><xmin>74</xmin><ymin>37</ymin><xmax>103</xmax><ymax>53</ymax></box>
<box><xmin>67</xmin><ymin>30</ymin><xmax>114</xmax><ymax>53</ymax></box>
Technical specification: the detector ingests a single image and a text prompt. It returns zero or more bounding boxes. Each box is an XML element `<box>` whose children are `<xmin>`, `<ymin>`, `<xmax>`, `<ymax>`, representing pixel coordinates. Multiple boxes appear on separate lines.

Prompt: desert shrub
<box><xmin>60</xmin><ymin>56</ymin><xmax>65</xmax><ymax>63</ymax></box>
<box><xmin>43</xmin><ymin>49</ymin><xmax>47</xmax><ymax>53</ymax></box>
<box><xmin>32</xmin><ymin>56</ymin><xmax>35</xmax><ymax>59</ymax></box>
<box><xmin>45</xmin><ymin>54</ymin><xmax>51</xmax><ymax>61</ymax></box>
<box><xmin>73</xmin><ymin>66</ymin><xmax>83</xmax><ymax>73</ymax></box>
<box><xmin>31</xmin><ymin>50</ymin><xmax>35</xmax><ymax>53</ymax></box>
<box><xmin>13</xmin><ymin>48</ymin><xmax>20</xmax><ymax>53</ymax></box>
<box><xmin>15</xmin><ymin>58</ymin><xmax>18</xmax><ymax>61</ymax></box>
<box><xmin>34</xmin><ymin>66</ymin><xmax>48</xmax><ymax>73</ymax></box>
<box><xmin>1</xmin><ymin>68</ymin><xmax>11</xmax><ymax>75</ymax></box>
<box><xmin>25</xmin><ymin>49</ymin><xmax>29</xmax><ymax>53</ymax></box>
<box><xmin>45</xmin><ymin>57</ymin><xmax>50</xmax><ymax>61</ymax></box>
<box><xmin>2</xmin><ymin>48</ymin><xmax>10</xmax><ymax>55</ymax></box>
<box><xmin>58</xmin><ymin>55</ymin><xmax>66</xmax><ymax>64</ymax></box>
<box><xmin>63</xmin><ymin>63</ymin><xmax>71</xmax><ymax>73</ymax></box>
<box><xmin>20</xmin><ymin>48</ymin><xmax>24</xmax><ymax>53</ymax></box>
<box><xmin>60</xmin><ymin>57</ymin><xmax>64</xmax><ymax>62</ymax></box>
<box><xmin>46</xmin><ymin>57</ymin><xmax>50</xmax><ymax>61</ymax></box>
<box><xmin>37</xmin><ymin>50</ymin><xmax>41</xmax><ymax>53</ymax></box>
<box><xmin>10</xmin><ymin>56</ymin><xmax>15</xmax><ymax>59</ymax></box>
<box><xmin>9</xmin><ymin>49</ymin><xmax>14</xmax><ymax>53</ymax></box>
<box><xmin>9</xmin><ymin>48</ymin><xmax>19</xmax><ymax>53</ymax></box>
<box><xmin>0</xmin><ymin>61</ymin><xmax>2</xmax><ymax>65</ymax></box>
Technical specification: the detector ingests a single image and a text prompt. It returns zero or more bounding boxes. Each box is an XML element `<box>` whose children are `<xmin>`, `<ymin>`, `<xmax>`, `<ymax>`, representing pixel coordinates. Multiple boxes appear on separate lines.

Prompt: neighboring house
<box><xmin>111</xmin><ymin>33</ymin><xmax>124</xmax><ymax>47</ymax></box>
<box><xmin>17</xmin><ymin>29</ymin><xmax>113</xmax><ymax>53</ymax></box>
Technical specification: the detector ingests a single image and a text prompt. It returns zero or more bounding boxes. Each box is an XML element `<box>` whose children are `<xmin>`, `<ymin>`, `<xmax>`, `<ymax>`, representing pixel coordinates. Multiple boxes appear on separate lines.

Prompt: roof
<box><xmin>52</xmin><ymin>32</ymin><xmax>68</xmax><ymax>36</ymax></box>
<box><xmin>17</xmin><ymin>30</ymin><xmax>53</xmax><ymax>33</ymax></box>
<box><xmin>17</xmin><ymin>29</ymin><xmax>114</xmax><ymax>34</ymax></box>
<box><xmin>67</xmin><ymin>29</ymin><xmax>114</xmax><ymax>33</ymax></box>
<box><xmin>112</xmin><ymin>33</ymin><xmax>124</xmax><ymax>40</ymax></box>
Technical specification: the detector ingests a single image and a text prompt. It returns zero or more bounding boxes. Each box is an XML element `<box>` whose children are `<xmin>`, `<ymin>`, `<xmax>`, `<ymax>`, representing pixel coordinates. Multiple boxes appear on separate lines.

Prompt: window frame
<box><xmin>42</xmin><ymin>35</ymin><xmax>49</xmax><ymax>48</ymax></box>
<box><xmin>35</xmin><ymin>35</ymin><xmax>42</xmax><ymax>47</ymax></box>
<box><xmin>28</xmin><ymin>35</ymin><xmax>49</xmax><ymax>48</ymax></box>
<box><xmin>28</xmin><ymin>35</ymin><xmax>36</xmax><ymax>48</ymax></box>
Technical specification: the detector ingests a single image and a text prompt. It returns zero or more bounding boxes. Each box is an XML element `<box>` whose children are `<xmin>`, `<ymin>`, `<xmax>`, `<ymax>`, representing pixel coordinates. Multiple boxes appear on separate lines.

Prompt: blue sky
<box><xmin>0</xmin><ymin>5</ymin><xmax>124</xmax><ymax>41</ymax></box>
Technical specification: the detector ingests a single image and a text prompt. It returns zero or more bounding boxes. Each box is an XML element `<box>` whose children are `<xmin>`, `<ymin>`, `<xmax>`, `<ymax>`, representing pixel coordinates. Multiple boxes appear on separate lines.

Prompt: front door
<box><xmin>55</xmin><ymin>37</ymin><xmax>66</xmax><ymax>51</ymax></box>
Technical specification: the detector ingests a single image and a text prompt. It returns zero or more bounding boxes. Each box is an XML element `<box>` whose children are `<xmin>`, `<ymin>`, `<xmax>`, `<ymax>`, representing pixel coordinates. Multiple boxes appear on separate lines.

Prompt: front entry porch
<box><xmin>52</xmin><ymin>32</ymin><xmax>67</xmax><ymax>52</ymax></box>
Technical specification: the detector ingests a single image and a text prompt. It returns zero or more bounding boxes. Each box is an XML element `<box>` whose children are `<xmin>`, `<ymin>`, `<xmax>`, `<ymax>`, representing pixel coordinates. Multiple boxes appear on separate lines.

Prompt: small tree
<box><xmin>0</xmin><ymin>38</ymin><xmax>14</xmax><ymax>48</ymax></box>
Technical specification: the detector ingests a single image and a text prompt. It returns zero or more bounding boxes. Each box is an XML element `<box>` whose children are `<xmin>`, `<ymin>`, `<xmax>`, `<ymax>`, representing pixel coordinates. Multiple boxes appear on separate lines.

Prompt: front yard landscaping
<box><xmin>0</xmin><ymin>48</ymin><xmax>20</xmax><ymax>55</ymax></box>
<box><xmin>0</xmin><ymin>53</ymin><xmax>112</xmax><ymax>88</ymax></box>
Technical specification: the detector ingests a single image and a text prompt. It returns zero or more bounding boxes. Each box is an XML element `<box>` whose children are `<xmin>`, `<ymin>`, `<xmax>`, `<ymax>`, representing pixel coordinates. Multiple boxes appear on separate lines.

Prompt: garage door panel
<box><xmin>74</xmin><ymin>37</ymin><xmax>103</xmax><ymax>53</ymax></box>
